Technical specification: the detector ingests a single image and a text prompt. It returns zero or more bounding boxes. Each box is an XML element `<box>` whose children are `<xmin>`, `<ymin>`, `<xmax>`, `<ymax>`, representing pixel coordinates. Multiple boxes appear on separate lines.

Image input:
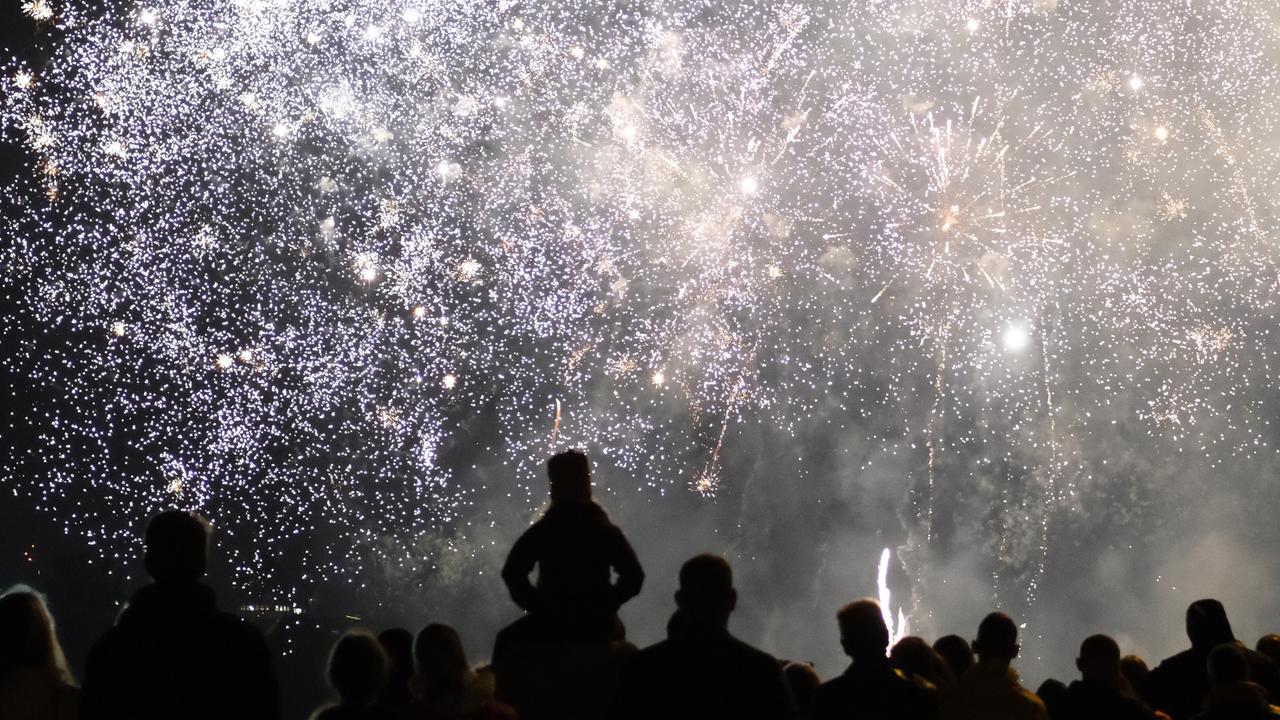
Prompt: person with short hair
<box><xmin>1189</xmin><ymin>644</ymin><xmax>1280</xmax><ymax>720</ymax></box>
<box><xmin>940</xmin><ymin>612</ymin><xmax>1047</xmax><ymax>720</ymax></box>
<box><xmin>81</xmin><ymin>510</ymin><xmax>279</xmax><ymax>720</ymax></box>
<box><xmin>812</xmin><ymin>600</ymin><xmax>937</xmax><ymax>720</ymax></box>
<box><xmin>0</xmin><ymin>585</ymin><xmax>79</xmax><ymax>720</ymax></box>
<box><xmin>614</xmin><ymin>554</ymin><xmax>795</xmax><ymax>719</ymax></box>
<box><xmin>1061</xmin><ymin>634</ymin><xmax>1159</xmax><ymax>720</ymax></box>
<box><xmin>933</xmin><ymin>634</ymin><xmax>975</xmax><ymax>681</ymax></box>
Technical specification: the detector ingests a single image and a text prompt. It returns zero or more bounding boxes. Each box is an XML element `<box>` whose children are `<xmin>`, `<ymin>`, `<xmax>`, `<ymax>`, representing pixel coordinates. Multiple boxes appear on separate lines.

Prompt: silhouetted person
<box><xmin>1259</xmin><ymin>636</ymin><xmax>1280</xmax><ymax>668</ymax></box>
<box><xmin>492</xmin><ymin>451</ymin><xmax>643</xmax><ymax>719</ymax></box>
<box><xmin>941</xmin><ymin>612</ymin><xmax>1048</xmax><ymax>720</ymax></box>
<box><xmin>811</xmin><ymin>599</ymin><xmax>936</xmax><ymax>720</ymax></box>
<box><xmin>1038</xmin><ymin>678</ymin><xmax>1069</xmax><ymax>719</ymax></box>
<box><xmin>934</xmin><ymin>634</ymin><xmax>975</xmax><ymax>681</ymax></box>
<box><xmin>893</xmin><ymin>636</ymin><xmax>957</xmax><ymax>692</ymax></box>
<box><xmin>1122</xmin><ymin>655</ymin><xmax>1152</xmax><ymax>701</ymax></box>
<box><xmin>409</xmin><ymin>623</ymin><xmax>513</xmax><ymax>720</ymax></box>
<box><xmin>82</xmin><ymin>510</ymin><xmax>279</xmax><ymax>720</ymax></box>
<box><xmin>1143</xmin><ymin>600</ymin><xmax>1280</xmax><ymax>719</ymax></box>
<box><xmin>1061</xmin><ymin>635</ymin><xmax>1158</xmax><ymax>720</ymax></box>
<box><xmin>784</xmin><ymin>661</ymin><xmax>822</xmax><ymax>720</ymax></box>
<box><xmin>614</xmin><ymin>554</ymin><xmax>795</xmax><ymax>720</ymax></box>
<box><xmin>1190</xmin><ymin>644</ymin><xmax>1280</xmax><ymax>720</ymax></box>
<box><xmin>378</xmin><ymin>628</ymin><xmax>415</xmax><ymax>718</ymax></box>
<box><xmin>496</xmin><ymin>450</ymin><xmax>644</xmax><ymax>654</ymax></box>
<box><xmin>313</xmin><ymin>631</ymin><xmax>396</xmax><ymax>720</ymax></box>
<box><xmin>0</xmin><ymin>585</ymin><xmax>79</xmax><ymax>720</ymax></box>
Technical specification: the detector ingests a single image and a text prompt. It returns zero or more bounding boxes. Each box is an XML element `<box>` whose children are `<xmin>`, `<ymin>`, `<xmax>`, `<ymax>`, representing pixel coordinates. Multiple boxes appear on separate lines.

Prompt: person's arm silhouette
<box><xmin>609</xmin><ymin>528</ymin><xmax>644</xmax><ymax>609</ymax></box>
<box><xmin>501</xmin><ymin>524</ymin><xmax>542</xmax><ymax>612</ymax></box>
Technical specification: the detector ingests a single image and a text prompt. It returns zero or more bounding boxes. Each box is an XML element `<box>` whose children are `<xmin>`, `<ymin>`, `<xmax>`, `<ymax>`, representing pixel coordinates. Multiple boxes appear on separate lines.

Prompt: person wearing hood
<box><xmin>81</xmin><ymin>510</ymin><xmax>279</xmax><ymax>720</ymax></box>
<box><xmin>1061</xmin><ymin>634</ymin><xmax>1161</xmax><ymax>720</ymax></box>
<box><xmin>491</xmin><ymin>450</ymin><xmax>645</xmax><ymax>719</ymax></box>
<box><xmin>1190</xmin><ymin>644</ymin><xmax>1280</xmax><ymax>720</ymax></box>
<box><xmin>1143</xmin><ymin>599</ymin><xmax>1280</xmax><ymax>720</ymax></box>
<box><xmin>494</xmin><ymin>449</ymin><xmax>644</xmax><ymax>655</ymax></box>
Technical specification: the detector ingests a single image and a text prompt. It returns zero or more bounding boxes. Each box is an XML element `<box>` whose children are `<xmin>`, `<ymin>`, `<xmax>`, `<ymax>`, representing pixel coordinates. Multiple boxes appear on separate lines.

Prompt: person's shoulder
<box><xmin>722</xmin><ymin>633</ymin><xmax>782</xmax><ymax>669</ymax></box>
<box><xmin>1016</xmin><ymin>685</ymin><xmax>1049</xmax><ymax>717</ymax></box>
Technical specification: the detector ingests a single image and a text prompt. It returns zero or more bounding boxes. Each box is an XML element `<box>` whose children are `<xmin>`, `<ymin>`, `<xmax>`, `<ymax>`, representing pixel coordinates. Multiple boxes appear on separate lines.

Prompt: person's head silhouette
<box><xmin>414</xmin><ymin>623</ymin><xmax>469</xmax><ymax>693</ymax></box>
<box><xmin>327</xmin><ymin>631</ymin><xmax>388</xmax><ymax>707</ymax></box>
<box><xmin>144</xmin><ymin>510</ymin><xmax>211</xmax><ymax>584</ymax></box>
<box><xmin>972</xmin><ymin>612</ymin><xmax>1020</xmax><ymax>664</ymax></box>
<box><xmin>1186</xmin><ymin>599</ymin><xmax>1235</xmax><ymax>651</ymax></box>
<box><xmin>836</xmin><ymin>598</ymin><xmax>889</xmax><ymax>662</ymax></box>
<box><xmin>0</xmin><ymin>585</ymin><xmax>71</xmax><ymax>681</ymax></box>
<box><xmin>934</xmin><ymin>634</ymin><xmax>975</xmax><ymax>678</ymax></box>
<box><xmin>1207</xmin><ymin>643</ymin><xmax>1250</xmax><ymax>686</ymax></box>
<box><xmin>1076</xmin><ymin>634</ymin><xmax>1122</xmax><ymax>682</ymax></box>
<box><xmin>1257</xmin><ymin>634</ymin><xmax>1280</xmax><ymax>665</ymax></box>
<box><xmin>547</xmin><ymin>450</ymin><xmax>592</xmax><ymax>505</ymax></box>
<box><xmin>674</xmin><ymin>554</ymin><xmax>736</xmax><ymax>628</ymax></box>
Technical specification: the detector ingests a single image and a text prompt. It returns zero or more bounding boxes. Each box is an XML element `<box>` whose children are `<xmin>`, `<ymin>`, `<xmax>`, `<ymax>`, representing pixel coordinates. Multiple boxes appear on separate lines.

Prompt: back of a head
<box><xmin>0</xmin><ymin>585</ymin><xmax>66</xmax><ymax>678</ymax></box>
<box><xmin>547</xmin><ymin>450</ymin><xmax>592</xmax><ymax>505</ymax></box>
<box><xmin>1037</xmin><ymin>678</ymin><xmax>1068</xmax><ymax>712</ymax></box>
<box><xmin>837</xmin><ymin>599</ymin><xmax>890</xmax><ymax>661</ymax></box>
<box><xmin>893</xmin><ymin>636</ymin><xmax>952</xmax><ymax>686</ymax></box>
<box><xmin>378</xmin><ymin>628</ymin><xmax>413</xmax><ymax>670</ymax></box>
<box><xmin>1119</xmin><ymin>654</ymin><xmax>1149</xmax><ymax>690</ymax></box>
<box><xmin>414</xmin><ymin>623</ymin><xmax>468</xmax><ymax>690</ymax></box>
<box><xmin>328</xmin><ymin>631</ymin><xmax>389</xmax><ymax>706</ymax></box>
<box><xmin>974</xmin><ymin>612</ymin><xmax>1020</xmax><ymax>662</ymax></box>
<box><xmin>144</xmin><ymin>510</ymin><xmax>211</xmax><ymax>583</ymax></box>
<box><xmin>1077</xmin><ymin>634</ymin><xmax>1122</xmax><ymax>679</ymax></box>
<box><xmin>934</xmin><ymin>634</ymin><xmax>975</xmax><ymax>678</ymax></box>
<box><xmin>1207</xmin><ymin>643</ymin><xmax>1250</xmax><ymax>686</ymax></box>
<box><xmin>1186</xmin><ymin>599</ymin><xmax>1235</xmax><ymax>651</ymax></box>
<box><xmin>784</xmin><ymin>662</ymin><xmax>821</xmax><ymax>712</ymax></box>
<box><xmin>676</xmin><ymin>554</ymin><xmax>735</xmax><ymax>621</ymax></box>
<box><xmin>1255</xmin><ymin>634</ymin><xmax>1280</xmax><ymax>665</ymax></box>
<box><xmin>378</xmin><ymin>628</ymin><xmax>414</xmax><ymax>700</ymax></box>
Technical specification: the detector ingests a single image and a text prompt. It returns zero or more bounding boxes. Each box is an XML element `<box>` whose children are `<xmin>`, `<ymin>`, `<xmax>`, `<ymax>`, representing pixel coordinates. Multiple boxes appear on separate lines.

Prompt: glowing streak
<box><xmin>878</xmin><ymin>548</ymin><xmax>909</xmax><ymax>650</ymax></box>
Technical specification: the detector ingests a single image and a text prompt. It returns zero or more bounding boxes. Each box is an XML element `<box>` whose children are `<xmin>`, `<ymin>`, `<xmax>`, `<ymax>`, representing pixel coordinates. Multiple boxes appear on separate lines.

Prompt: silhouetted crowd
<box><xmin>3</xmin><ymin>450</ymin><xmax>1279</xmax><ymax>719</ymax></box>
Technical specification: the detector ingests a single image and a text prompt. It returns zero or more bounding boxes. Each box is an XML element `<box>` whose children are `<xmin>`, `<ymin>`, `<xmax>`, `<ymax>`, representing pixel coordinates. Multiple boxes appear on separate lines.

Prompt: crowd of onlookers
<box><xmin>2</xmin><ymin>450</ymin><xmax>1279</xmax><ymax>719</ymax></box>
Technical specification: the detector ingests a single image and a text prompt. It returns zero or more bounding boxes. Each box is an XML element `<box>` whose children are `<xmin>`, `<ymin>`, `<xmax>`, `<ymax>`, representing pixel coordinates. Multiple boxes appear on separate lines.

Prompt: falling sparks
<box><xmin>4</xmin><ymin>0</ymin><xmax>1280</xmax><ymax>617</ymax></box>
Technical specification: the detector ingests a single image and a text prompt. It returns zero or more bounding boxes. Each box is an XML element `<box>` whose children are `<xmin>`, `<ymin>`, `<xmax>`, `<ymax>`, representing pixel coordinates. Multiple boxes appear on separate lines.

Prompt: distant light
<box><xmin>271</xmin><ymin>122</ymin><xmax>290</xmax><ymax>139</ymax></box>
<box><xmin>1154</xmin><ymin>126</ymin><xmax>1169</xmax><ymax>142</ymax></box>
<box><xmin>651</xmin><ymin>370</ymin><xmax>665</xmax><ymax>386</ymax></box>
<box><xmin>1128</xmin><ymin>75</ymin><xmax>1144</xmax><ymax>91</ymax></box>
<box><xmin>304</xmin><ymin>31</ymin><xmax>321</xmax><ymax>45</ymax></box>
<box><xmin>359</xmin><ymin>265</ymin><xmax>377</xmax><ymax>282</ymax></box>
<box><xmin>109</xmin><ymin>321</ymin><xmax>127</xmax><ymax>337</ymax></box>
<box><xmin>14</xmin><ymin>71</ymin><xmax>33</xmax><ymax>90</ymax></box>
<box><xmin>139</xmin><ymin>8</ymin><xmax>158</xmax><ymax>26</ymax></box>
<box><xmin>238</xmin><ymin>349</ymin><xmax>254</xmax><ymax>364</ymax></box>
<box><xmin>215</xmin><ymin>353</ymin><xmax>234</xmax><ymax>370</ymax></box>
<box><xmin>570</xmin><ymin>46</ymin><xmax>585</xmax><ymax>60</ymax></box>
<box><xmin>442</xmin><ymin>373</ymin><xmax>458</xmax><ymax>390</ymax></box>
<box><xmin>402</xmin><ymin>8</ymin><xmax>422</xmax><ymax>24</ymax></box>
<box><xmin>412</xmin><ymin>305</ymin><xmax>427</xmax><ymax>319</ymax></box>
<box><xmin>966</xmin><ymin>18</ymin><xmax>980</xmax><ymax>32</ymax></box>
<box><xmin>1003</xmin><ymin>324</ymin><xmax>1031</xmax><ymax>352</ymax></box>
<box><xmin>740</xmin><ymin>176</ymin><xmax>759</xmax><ymax>195</ymax></box>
